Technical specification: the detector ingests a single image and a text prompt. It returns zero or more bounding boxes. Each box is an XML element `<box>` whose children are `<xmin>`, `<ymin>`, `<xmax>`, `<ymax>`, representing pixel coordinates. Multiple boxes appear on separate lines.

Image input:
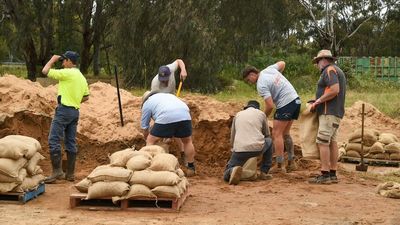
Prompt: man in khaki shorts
<box><xmin>309</xmin><ymin>50</ymin><xmax>346</xmax><ymax>184</ymax></box>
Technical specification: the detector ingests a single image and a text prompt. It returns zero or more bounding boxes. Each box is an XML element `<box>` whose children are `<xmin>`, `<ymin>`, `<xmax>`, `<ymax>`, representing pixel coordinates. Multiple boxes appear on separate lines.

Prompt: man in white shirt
<box><xmin>151</xmin><ymin>59</ymin><xmax>187</xmax><ymax>93</ymax></box>
<box><xmin>242</xmin><ymin>61</ymin><xmax>300</xmax><ymax>174</ymax></box>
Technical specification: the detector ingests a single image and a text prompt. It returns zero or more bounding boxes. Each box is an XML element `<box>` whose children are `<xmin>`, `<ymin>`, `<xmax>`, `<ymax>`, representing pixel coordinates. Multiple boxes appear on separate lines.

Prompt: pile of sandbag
<box><xmin>0</xmin><ymin>135</ymin><xmax>45</xmax><ymax>193</ymax></box>
<box><xmin>74</xmin><ymin>145</ymin><xmax>189</xmax><ymax>202</ymax></box>
<box><xmin>344</xmin><ymin>129</ymin><xmax>400</xmax><ymax>161</ymax></box>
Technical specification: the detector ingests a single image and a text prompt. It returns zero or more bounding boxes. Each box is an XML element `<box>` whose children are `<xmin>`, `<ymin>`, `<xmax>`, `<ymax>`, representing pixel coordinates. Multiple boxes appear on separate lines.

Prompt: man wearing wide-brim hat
<box><xmin>309</xmin><ymin>49</ymin><xmax>347</xmax><ymax>184</ymax></box>
<box><xmin>223</xmin><ymin>100</ymin><xmax>274</xmax><ymax>185</ymax></box>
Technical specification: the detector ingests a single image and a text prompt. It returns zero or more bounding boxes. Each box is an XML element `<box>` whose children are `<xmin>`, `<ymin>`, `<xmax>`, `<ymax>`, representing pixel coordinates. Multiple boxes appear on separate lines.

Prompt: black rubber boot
<box><xmin>44</xmin><ymin>151</ymin><xmax>65</xmax><ymax>184</ymax></box>
<box><xmin>65</xmin><ymin>151</ymin><xmax>77</xmax><ymax>181</ymax></box>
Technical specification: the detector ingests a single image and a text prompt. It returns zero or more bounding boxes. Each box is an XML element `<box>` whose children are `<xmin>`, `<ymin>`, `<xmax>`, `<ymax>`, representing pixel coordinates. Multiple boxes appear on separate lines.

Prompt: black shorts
<box><xmin>274</xmin><ymin>98</ymin><xmax>301</xmax><ymax>121</ymax></box>
<box><xmin>150</xmin><ymin>120</ymin><xmax>192</xmax><ymax>138</ymax></box>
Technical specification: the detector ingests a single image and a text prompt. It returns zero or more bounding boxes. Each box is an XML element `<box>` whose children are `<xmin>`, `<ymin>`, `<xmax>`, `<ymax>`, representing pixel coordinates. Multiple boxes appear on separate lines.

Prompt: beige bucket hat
<box><xmin>312</xmin><ymin>49</ymin><xmax>336</xmax><ymax>63</ymax></box>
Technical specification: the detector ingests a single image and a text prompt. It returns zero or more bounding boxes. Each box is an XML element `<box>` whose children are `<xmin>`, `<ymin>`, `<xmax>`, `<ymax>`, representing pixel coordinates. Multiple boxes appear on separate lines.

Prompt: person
<box><xmin>141</xmin><ymin>92</ymin><xmax>196</xmax><ymax>177</ymax></box>
<box><xmin>223</xmin><ymin>100</ymin><xmax>273</xmax><ymax>185</ymax></box>
<box><xmin>242</xmin><ymin>61</ymin><xmax>300</xmax><ymax>173</ymax></box>
<box><xmin>151</xmin><ymin>59</ymin><xmax>187</xmax><ymax>93</ymax></box>
<box><xmin>41</xmin><ymin>51</ymin><xmax>90</xmax><ymax>183</ymax></box>
<box><xmin>150</xmin><ymin>59</ymin><xmax>188</xmax><ymax>163</ymax></box>
<box><xmin>308</xmin><ymin>49</ymin><xmax>346</xmax><ymax>184</ymax></box>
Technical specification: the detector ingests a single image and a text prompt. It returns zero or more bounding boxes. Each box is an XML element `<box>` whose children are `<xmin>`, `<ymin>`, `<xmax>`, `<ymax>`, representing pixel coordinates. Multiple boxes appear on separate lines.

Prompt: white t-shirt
<box><xmin>150</xmin><ymin>61</ymin><xmax>178</xmax><ymax>93</ymax></box>
<box><xmin>256</xmin><ymin>63</ymin><xmax>299</xmax><ymax>109</ymax></box>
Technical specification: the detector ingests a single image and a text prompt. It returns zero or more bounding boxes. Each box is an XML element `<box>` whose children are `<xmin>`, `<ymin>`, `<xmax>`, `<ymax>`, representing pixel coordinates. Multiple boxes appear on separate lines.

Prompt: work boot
<box><xmin>229</xmin><ymin>166</ymin><xmax>242</xmax><ymax>185</ymax></box>
<box><xmin>269</xmin><ymin>163</ymin><xmax>286</xmax><ymax>174</ymax></box>
<box><xmin>308</xmin><ymin>174</ymin><xmax>331</xmax><ymax>184</ymax></box>
<box><xmin>65</xmin><ymin>151</ymin><xmax>77</xmax><ymax>181</ymax></box>
<box><xmin>184</xmin><ymin>167</ymin><xmax>196</xmax><ymax>177</ymax></box>
<box><xmin>259</xmin><ymin>171</ymin><xmax>273</xmax><ymax>180</ymax></box>
<box><xmin>44</xmin><ymin>152</ymin><xmax>65</xmax><ymax>184</ymax></box>
<box><xmin>286</xmin><ymin>160</ymin><xmax>298</xmax><ymax>173</ymax></box>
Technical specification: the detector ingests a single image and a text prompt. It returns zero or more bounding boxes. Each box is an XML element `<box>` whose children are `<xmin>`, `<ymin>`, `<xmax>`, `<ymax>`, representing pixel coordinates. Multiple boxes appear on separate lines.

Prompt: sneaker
<box><xmin>286</xmin><ymin>160</ymin><xmax>298</xmax><ymax>173</ymax></box>
<box><xmin>185</xmin><ymin>167</ymin><xmax>196</xmax><ymax>177</ymax></box>
<box><xmin>269</xmin><ymin>163</ymin><xmax>287</xmax><ymax>174</ymax></box>
<box><xmin>229</xmin><ymin>166</ymin><xmax>242</xmax><ymax>185</ymax></box>
<box><xmin>330</xmin><ymin>175</ymin><xmax>338</xmax><ymax>183</ymax></box>
<box><xmin>308</xmin><ymin>175</ymin><xmax>331</xmax><ymax>184</ymax></box>
<box><xmin>259</xmin><ymin>172</ymin><xmax>273</xmax><ymax>180</ymax></box>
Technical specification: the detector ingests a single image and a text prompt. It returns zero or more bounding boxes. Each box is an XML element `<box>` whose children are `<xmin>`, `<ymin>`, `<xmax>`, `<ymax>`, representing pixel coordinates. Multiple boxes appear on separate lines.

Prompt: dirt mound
<box><xmin>337</xmin><ymin>101</ymin><xmax>400</xmax><ymax>142</ymax></box>
<box><xmin>0</xmin><ymin>75</ymin><xmax>241</xmax><ymax>177</ymax></box>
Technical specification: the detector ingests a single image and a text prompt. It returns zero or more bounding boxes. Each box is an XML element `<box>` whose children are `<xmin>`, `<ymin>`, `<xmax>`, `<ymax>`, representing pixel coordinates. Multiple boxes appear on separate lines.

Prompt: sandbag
<box><xmin>0</xmin><ymin>168</ymin><xmax>27</xmax><ymax>183</ymax></box>
<box><xmin>139</xmin><ymin>145</ymin><xmax>167</xmax><ymax>157</ymax></box>
<box><xmin>2</xmin><ymin>135</ymin><xmax>41</xmax><ymax>159</ymax></box>
<box><xmin>129</xmin><ymin>170</ymin><xmax>180</xmax><ymax>189</ymax></box>
<box><xmin>389</xmin><ymin>153</ymin><xmax>400</xmax><ymax>161</ymax></box>
<box><xmin>299</xmin><ymin>104</ymin><xmax>319</xmax><ymax>159</ymax></box>
<box><xmin>87</xmin><ymin>167</ymin><xmax>132</xmax><ymax>183</ymax></box>
<box><xmin>178</xmin><ymin>177</ymin><xmax>189</xmax><ymax>195</ymax></box>
<box><xmin>373</xmin><ymin>153</ymin><xmax>389</xmax><ymax>160</ymax></box>
<box><xmin>114</xmin><ymin>184</ymin><xmax>156</xmax><ymax>201</ymax></box>
<box><xmin>370</xmin><ymin>142</ymin><xmax>385</xmax><ymax>154</ymax></box>
<box><xmin>0</xmin><ymin>182</ymin><xmax>19</xmax><ymax>192</ymax></box>
<box><xmin>26</xmin><ymin>152</ymin><xmax>45</xmax><ymax>175</ymax></box>
<box><xmin>348</xmin><ymin>129</ymin><xmax>378</xmax><ymax>146</ymax></box>
<box><xmin>176</xmin><ymin>168</ymin><xmax>185</xmax><ymax>178</ymax></box>
<box><xmin>345</xmin><ymin>143</ymin><xmax>371</xmax><ymax>154</ymax></box>
<box><xmin>93</xmin><ymin>164</ymin><xmax>112</xmax><ymax>172</ymax></box>
<box><xmin>346</xmin><ymin>150</ymin><xmax>361</xmax><ymax>158</ymax></box>
<box><xmin>13</xmin><ymin>174</ymin><xmax>45</xmax><ymax>192</ymax></box>
<box><xmin>379</xmin><ymin>133</ymin><xmax>399</xmax><ymax>145</ymax></box>
<box><xmin>74</xmin><ymin>178</ymin><xmax>92</xmax><ymax>193</ymax></box>
<box><xmin>86</xmin><ymin>181</ymin><xmax>130</xmax><ymax>199</ymax></box>
<box><xmin>240</xmin><ymin>157</ymin><xmax>257</xmax><ymax>181</ymax></box>
<box><xmin>151</xmin><ymin>185</ymin><xmax>181</xmax><ymax>198</ymax></box>
<box><xmin>0</xmin><ymin>138</ymin><xmax>28</xmax><ymax>159</ymax></box>
<box><xmin>108</xmin><ymin>148</ymin><xmax>136</xmax><ymax>167</ymax></box>
<box><xmin>126</xmin><ymin>155</ymin><xmax>151</xmax><ymax>172</ymax></box>
<box><xmin>148</xmin><ymin>153</ymin><xmax>179</xmax><ymax>172</ymax></box>
<box><xmin>376</xmin><ymin>181</ymin><xmax>400</xmax><ymax>199</ymax></box>
<box><xmin>384</xmin><ymin>142</ymin><xmax>400</xmax><ymax>154</ymax></box>
<box><xmin>0</xmin><ymin>158</ymin><xmax>28</xmax><ymax>177</ymax></box>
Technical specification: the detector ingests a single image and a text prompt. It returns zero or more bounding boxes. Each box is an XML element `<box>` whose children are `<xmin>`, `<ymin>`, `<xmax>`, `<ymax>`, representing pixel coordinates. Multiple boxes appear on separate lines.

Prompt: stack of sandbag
<box><xmin>344</xmin><ymin>129</ymin><xmax>378</xmax><ymax>158</ymax></box>
<box><xmin>343</xmin><ymin>129</ymin><xmax>400</xmax><ymax>161</ymax></box>
<box><xmin>0</xmin><ymin>135</ymin><xmax>45</xmax><ymax>193</ymax></box>
<box><xmin>74</xmin><ymin>145</ymin><xmax>189</xmax><ymax>201</ymax></box>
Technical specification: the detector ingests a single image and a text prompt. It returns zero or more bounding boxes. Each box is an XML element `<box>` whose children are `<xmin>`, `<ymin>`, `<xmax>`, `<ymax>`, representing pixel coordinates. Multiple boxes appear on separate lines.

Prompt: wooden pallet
<box><xmin>0</xmin><ymin>182</ymin><xmax>45</xmax><ymax>204</ymax></box>
<box><xmin>70</xmin><ymin>187</ymin><xmax>189</xmax><ymax>212</ymax></box>
<box><xmin>341</xmin><ymin>156</ymin><xmax>400</xmax><ymax>167</ymax></box>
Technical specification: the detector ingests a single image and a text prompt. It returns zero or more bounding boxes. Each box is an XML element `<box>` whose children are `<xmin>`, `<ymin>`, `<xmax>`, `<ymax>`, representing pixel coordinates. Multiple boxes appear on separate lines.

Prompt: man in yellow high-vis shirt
<box><xmin>42</xmin><ymin>51</ymin><xmax>89</xmax><ymax>183</ymax></box>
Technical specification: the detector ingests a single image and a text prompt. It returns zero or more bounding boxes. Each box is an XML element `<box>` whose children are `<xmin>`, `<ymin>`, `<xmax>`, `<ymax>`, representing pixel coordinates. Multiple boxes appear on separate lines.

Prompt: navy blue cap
<box><xmin>158</xmin><ymin>66</ymin><xmax>171</xmax><ymax>81</ymax></box>
<box><xmin>60</xmin><ymin>51</ymin><xmax>79</xmax><ymax>64</ymax></box>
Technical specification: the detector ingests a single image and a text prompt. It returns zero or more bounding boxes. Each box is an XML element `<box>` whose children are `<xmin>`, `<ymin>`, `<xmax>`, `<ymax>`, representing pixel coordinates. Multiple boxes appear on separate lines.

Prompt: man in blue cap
<box><xmin>42</xmin><ymin>51</ymin><xmax>89</xmax><ymax>183</ymax></box>
<box><xmin>151</xmin><ymin>59</ymin><xmax>187</xmax><ymax>93</ymax></box>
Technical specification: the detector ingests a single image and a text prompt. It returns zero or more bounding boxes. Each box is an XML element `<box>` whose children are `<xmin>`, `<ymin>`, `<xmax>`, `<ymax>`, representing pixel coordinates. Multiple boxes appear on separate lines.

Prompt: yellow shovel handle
<box><xmin>176</xmin><ymin>81</ymin><xmax>183</xmax><ymax>97</ymax></box>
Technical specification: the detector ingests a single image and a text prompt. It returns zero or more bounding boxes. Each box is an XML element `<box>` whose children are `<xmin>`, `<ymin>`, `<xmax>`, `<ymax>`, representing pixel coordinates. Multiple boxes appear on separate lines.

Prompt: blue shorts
<box><xmin>274</xmin><ymin>98</ymin><xmax>301</xmax><ymax>121</ymax></box>
<box><xmin>150</xmin><ymin>120</ymin><xmax>192</xmax><ymax>138</ymax></box>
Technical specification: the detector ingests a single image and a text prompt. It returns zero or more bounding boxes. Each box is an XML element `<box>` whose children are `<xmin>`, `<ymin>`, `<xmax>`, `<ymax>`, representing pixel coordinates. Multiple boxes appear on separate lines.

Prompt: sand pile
<box><xmin>338</xmin><ymin>101</ymin><xmax>400</xmax><ymax>142</ymax></box>
<box><xmin>0</xmin><ymin>75</ymin><xmax>241</xmax><ymax>177</ymax></box>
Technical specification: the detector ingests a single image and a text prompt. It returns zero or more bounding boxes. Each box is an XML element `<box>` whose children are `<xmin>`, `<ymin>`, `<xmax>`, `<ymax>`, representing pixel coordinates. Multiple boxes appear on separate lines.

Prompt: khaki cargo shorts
<box><xmin>316</xmin><ymin>115</ymin><xmax>341</xmax><ymax>145</ymax></box>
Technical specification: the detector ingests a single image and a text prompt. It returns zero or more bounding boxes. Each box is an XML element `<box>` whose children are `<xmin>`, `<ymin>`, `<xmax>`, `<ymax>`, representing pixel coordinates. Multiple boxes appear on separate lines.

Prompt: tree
<box><xmin>298</xmin><ymin>0</ymin><xmax>383</xmax><ymax>55</ymax></box>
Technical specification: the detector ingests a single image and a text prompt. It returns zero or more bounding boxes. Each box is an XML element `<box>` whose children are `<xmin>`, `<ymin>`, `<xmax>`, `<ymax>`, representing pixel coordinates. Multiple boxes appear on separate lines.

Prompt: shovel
<box><xmin>176</xmin><ymin>79</ymin><xmax>183</xmax><ymax>97</ymax></box>
<box><xmin>356</xmin><ymin>103</ymin><xmax>368</xmax><ymax>172</ymax></box>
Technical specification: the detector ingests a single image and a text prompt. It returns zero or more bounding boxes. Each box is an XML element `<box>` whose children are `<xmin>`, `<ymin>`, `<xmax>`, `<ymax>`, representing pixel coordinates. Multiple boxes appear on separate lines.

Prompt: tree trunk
<box><xmin>92</xmin><ymin>0</ymin><xmax>104</xmax><ymax>76</ymax></box>
<box><xmin>80</xmin><ymin>0</ymin><xmax>94</xmax><ymax>74</ymax></box>
<box><xmin>24</xmin><ymin>37</ymin><xmax>38</xmax><ymax>81</ymax></box>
